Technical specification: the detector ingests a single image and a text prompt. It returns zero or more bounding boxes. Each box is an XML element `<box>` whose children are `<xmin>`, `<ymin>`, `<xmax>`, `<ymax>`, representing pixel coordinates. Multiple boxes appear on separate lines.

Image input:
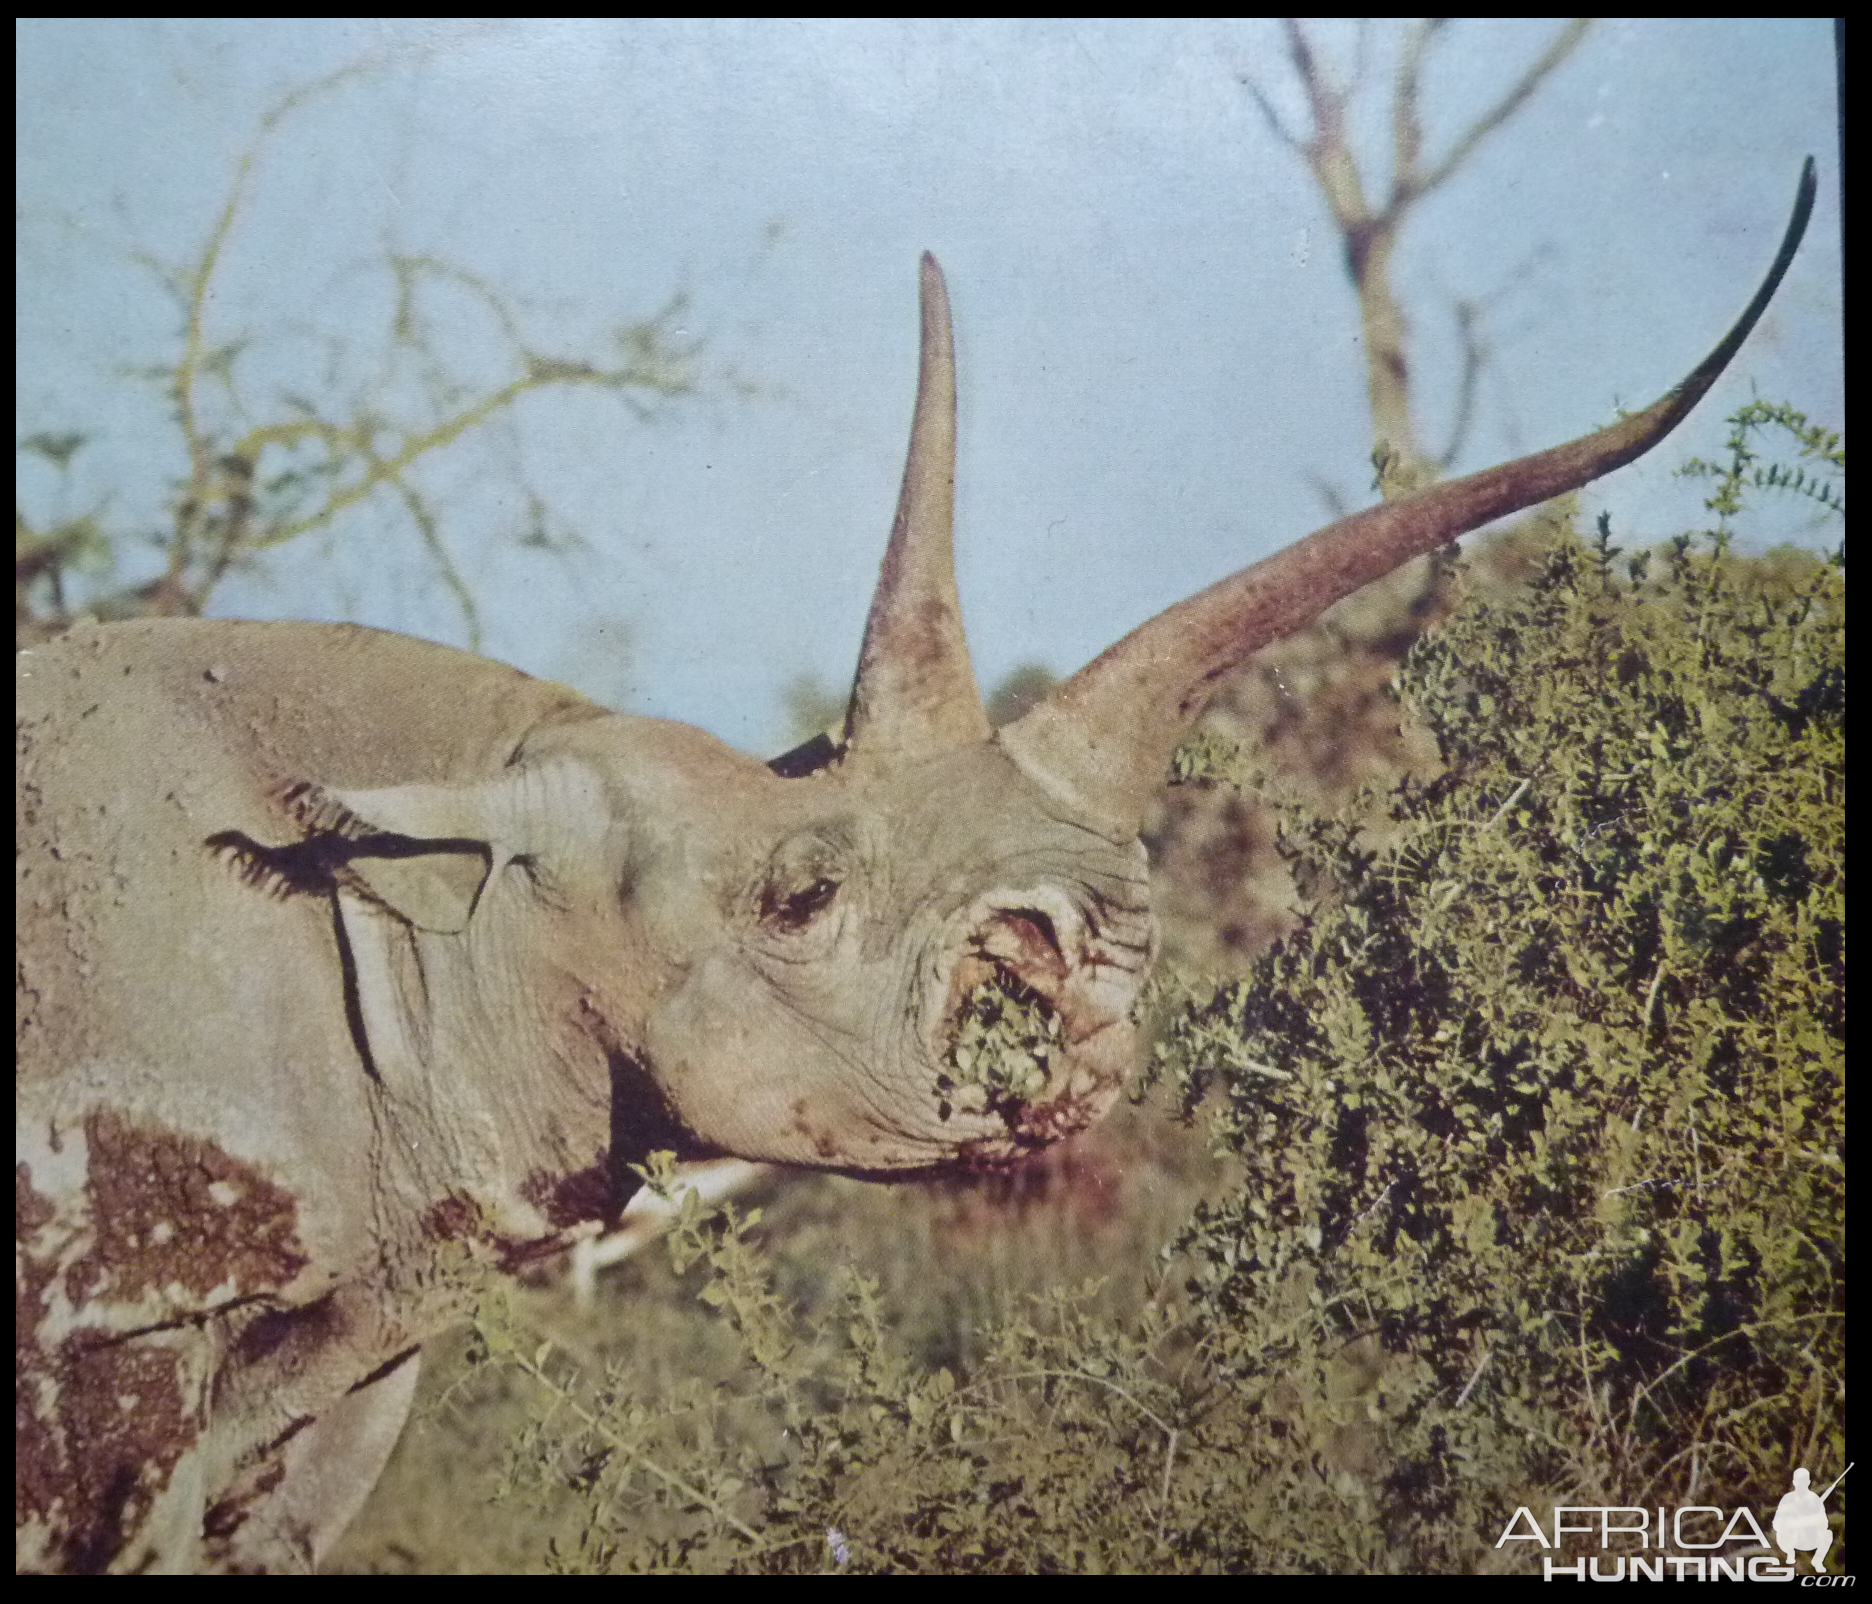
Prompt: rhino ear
<box><xmin>338</xmin><ymin>843</ymin><xmax>491</xmax><ymax>936</ymax></box>
<box><xmin>280</xmin><ymin>761</ymin><xmax>609</xmax><ymax>934</ymax></box>
<box><xmin>279</xmin><ymin>779</ymin><xmax>494</xmax><ymax>934</ymax></box>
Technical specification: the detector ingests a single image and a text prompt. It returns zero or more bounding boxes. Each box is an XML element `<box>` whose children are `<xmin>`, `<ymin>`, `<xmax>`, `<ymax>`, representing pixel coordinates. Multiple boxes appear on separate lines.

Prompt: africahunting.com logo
<box><xmin>1496</xmin><ymin>1464</ymin><xmax>1851</xmax><ymax>1582</ymax></box>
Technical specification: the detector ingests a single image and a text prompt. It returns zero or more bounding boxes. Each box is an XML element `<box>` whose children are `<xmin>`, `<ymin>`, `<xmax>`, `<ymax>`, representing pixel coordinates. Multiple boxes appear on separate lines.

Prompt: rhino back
<box><xmin>18</xmin><ymin>617</ymin><xmax>601</xmax><ymax>785</ymax></box>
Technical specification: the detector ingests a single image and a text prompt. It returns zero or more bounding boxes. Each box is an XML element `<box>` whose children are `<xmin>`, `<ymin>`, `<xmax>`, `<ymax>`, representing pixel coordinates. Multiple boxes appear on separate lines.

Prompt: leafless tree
<box><xmin>1154</xmin><ymin>21</ymin><xmax>1595</xmax><ymax>973</ymax></box>
<box><xmin>1241</xmin><ymin>18</ymin><xmax>1590</xmax><ymax>496</ymax></box>
<box><xmin>17</xmin><ymin>61</ymin><xmax>698</xmax><ymax>648</ymax></box>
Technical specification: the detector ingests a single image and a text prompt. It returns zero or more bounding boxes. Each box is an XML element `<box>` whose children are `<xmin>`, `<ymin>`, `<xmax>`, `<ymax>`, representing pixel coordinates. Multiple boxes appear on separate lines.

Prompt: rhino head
<box><xmin>277</xmin><ymin>264</ymin><xmax>1157</xmax><ymax>1180</ymax></box>
<box><xmin>277</xmin><ymin>164</ymin><xmax>1814</xmax><ymax>1186</ymax></box>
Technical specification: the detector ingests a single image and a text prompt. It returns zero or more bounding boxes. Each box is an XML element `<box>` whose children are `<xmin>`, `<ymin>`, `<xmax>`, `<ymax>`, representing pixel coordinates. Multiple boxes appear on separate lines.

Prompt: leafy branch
<box><xmin>1676</xmin><ymin>398</ymin><xmax>1845</xmax><ymax>550</ymax></box>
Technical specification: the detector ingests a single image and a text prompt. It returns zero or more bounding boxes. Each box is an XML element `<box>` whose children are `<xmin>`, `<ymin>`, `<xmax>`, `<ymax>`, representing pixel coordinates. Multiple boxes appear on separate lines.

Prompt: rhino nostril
<box><xmin>980</xmin><ymin>908</ymin><xmax>1067</xmax><ymax>986</ymax></box>
<box><xmin>1013</xmin><ymin>908</ymin><xmax>1061</xmax><ymax>960</ymax></box>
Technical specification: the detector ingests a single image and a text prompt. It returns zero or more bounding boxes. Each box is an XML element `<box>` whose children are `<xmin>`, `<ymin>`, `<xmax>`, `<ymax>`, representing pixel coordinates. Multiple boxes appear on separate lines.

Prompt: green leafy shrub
<box><xmin>380</xmin><ymin>412</ymin><xmax>1841</xmax><ymax>1574</ymax></box>
<box><xmin>1165</xmin><ymin>515</ymin><xmax>1843</xmax><ymax>1567</ymax></box>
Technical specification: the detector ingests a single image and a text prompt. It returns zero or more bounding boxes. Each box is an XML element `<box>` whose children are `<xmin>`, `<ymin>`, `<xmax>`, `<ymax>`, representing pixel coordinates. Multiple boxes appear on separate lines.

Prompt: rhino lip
<box><xmin>927</xmin><ymin>889</ymin><xmax>1132</xmax><ymax>1164</ymax></box>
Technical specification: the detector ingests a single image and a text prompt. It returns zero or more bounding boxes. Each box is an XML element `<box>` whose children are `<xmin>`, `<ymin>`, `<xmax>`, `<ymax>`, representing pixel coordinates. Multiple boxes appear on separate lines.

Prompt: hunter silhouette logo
<box><xmin>1774</xmin><ymin>1464</ymin><xmax>1849</xmax><ymax>1575</ymax></box>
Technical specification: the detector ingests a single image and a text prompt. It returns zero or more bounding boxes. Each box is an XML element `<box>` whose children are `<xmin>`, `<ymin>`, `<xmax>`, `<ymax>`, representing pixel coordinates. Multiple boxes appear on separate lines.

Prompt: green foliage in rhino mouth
<box><xmin>936</xmin><ymin>964</ymin><xmax>1062</xmax><ymax>1121</ymax></box>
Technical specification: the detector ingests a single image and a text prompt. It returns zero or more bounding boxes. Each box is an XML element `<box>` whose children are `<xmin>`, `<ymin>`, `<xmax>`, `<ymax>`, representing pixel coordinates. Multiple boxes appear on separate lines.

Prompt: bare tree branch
<box><xmin>1237</xmin><ymin>70</ymin><xmax>1304</xmax><ymax>151</ymax></box>
<box><xmin>17</xmin><ymin>56</ymin><xmax>702</xmax><ymax>645</ymax></box>
<box><xmin>1390</xmin><ymin>18</ymin><xmax>1442</xmax><ymax>200</ymax></box>
<box><xmin>1246</xmin><ymin>18</ymin><xmax>1592</xmax><ymax>495</ymax></box>
<box><xmin>1439</xmin><ymin>297</ymin><xmax>1486</xmax><ymax>470</ymax></box>
<box><xmin>1412</xmin><ymin>19</ymin><xmax>1590</xmax><ymax>202</ymax></box>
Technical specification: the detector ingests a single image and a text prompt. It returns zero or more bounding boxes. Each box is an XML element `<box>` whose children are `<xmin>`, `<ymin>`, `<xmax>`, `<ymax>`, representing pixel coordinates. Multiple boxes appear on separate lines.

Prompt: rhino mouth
<box><xmin>930</xmin><ymin>894</ymin><xmax>1139</xmax><ymax>1168</ymax></box>
<box><xmin>937</xmin><ymin>957</ymin><xmax>1061</xmax><ymax>1124</ymax></box>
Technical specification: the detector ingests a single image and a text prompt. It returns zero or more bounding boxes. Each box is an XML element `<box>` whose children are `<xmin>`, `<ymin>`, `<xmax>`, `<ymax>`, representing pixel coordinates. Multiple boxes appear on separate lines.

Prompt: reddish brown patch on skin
<box><xmin>41</xmin><ymin>1337</ymin><xmax>193</xmax><ymax>1574</ymax></box>
<box><xmin>17</xmin><ymin>1162</ymin><xmax>56</xmax><ymax>1237</ymax></box>
<box><xmin>424</xmin><ymin>1193</ymin><xmax>480</xmax><ymax>1243</ymax></box>
<box><xmin>17</xmin><ymin>1165</ymin><xmax>66</xmax><ymax>1534</ymax></box>
<box><xmin>65</xmin><ymin>1109</ymin><xmax>308</xmax><ymax>1307</ymax></box>
<box><xmin>521</xmin><ymin>1160</ymin><xmax>611</xmax><ymax>1230</ymax></box>
<box><xmin>19</xmin><ymin>1117</ymin><xmax>309</xmax><ymax>1573</ymax></box>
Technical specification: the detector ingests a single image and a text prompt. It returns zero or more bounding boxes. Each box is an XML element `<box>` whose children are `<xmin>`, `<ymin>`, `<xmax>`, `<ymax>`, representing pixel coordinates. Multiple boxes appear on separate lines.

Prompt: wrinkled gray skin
<box><xmin>15</xmin><ymin>166</ymin><xmax>1813</xmax><ymax>1573</ymax></box>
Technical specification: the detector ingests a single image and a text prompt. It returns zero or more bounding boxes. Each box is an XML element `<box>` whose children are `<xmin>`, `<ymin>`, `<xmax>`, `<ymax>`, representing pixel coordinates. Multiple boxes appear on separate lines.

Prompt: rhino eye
<box><xmin>760</xmin><ymin>874</ymin><xmax>840</xmax><ymax>932</ymax></box>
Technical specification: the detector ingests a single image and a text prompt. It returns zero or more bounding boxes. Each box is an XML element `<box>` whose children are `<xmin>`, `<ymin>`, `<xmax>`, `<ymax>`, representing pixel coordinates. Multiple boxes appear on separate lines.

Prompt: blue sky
<box><xmin>17</xmin><ymin>20</ymin><xmax>1842</xmax><ymax>753</ymax></box>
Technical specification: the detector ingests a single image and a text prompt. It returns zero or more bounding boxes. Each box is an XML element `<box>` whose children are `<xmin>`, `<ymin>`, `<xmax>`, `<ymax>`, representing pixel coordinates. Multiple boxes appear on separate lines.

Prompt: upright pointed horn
<box><xmin>843</xmin><ymin>253</ymin><xmax>992</xmax><ymax>760</ymax></box>
<box><xmin>1000</xmin><ymin>159</ymin><xmax>1818</xmax><ymax>835</ymax></box>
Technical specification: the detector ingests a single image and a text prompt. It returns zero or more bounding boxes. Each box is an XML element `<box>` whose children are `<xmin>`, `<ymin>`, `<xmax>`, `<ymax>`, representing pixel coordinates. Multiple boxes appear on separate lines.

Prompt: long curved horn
<box><xmin>999</xmin><ymin>159</ymin><xmax>1818</xmax><ymax>834</ymax></box>
<box><xmin>842</xmin><ymin>253</ymin><xmax>992</xmax><ymax>761</ymax></box>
